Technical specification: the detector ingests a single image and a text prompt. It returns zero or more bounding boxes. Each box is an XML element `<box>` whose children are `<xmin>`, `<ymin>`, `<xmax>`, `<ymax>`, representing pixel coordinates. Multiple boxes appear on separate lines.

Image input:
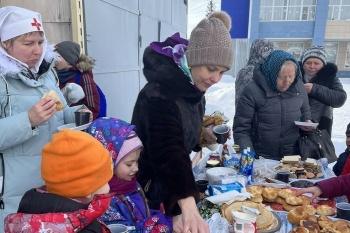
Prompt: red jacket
<box><xmin>317</xmin><ymin>173</ymin><xmax>350</xmax><ymax>199</ymax></box>
<box><xmin>5</xmin><ymin>188</ymin><xmax>112</xmax><ymax>233</ymax></box>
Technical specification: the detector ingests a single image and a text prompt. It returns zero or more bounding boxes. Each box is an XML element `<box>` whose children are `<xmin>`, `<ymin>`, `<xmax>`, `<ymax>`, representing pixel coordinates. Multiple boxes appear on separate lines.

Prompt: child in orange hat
<box><xmin>87</xmin><ymin>117</ymin><xmax>175</xmax><ymax>232</ymax></box>
<box><xmin>4</xmin><ymin>129</ymin><xmax>113</xmax><ymax>233</ymax></box>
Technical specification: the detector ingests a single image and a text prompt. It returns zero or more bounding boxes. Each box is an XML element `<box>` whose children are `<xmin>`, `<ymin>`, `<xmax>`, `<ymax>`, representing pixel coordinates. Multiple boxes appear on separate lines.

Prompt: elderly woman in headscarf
<box><xmin>233</xmin><ymin>50</ymin><xmax>313</xmax><ymax>161</ymax></box>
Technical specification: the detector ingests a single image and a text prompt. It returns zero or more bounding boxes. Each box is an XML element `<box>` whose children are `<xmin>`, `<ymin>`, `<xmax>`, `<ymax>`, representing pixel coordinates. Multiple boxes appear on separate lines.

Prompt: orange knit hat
<box><xmin>41</xmin><ymin>129</ymin><xmax>113</xmax><ymax>198</ymax></box>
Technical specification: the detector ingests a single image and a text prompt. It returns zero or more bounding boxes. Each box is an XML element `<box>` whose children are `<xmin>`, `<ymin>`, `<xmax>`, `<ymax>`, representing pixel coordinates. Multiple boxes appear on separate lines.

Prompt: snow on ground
<box><xmin>205</xmin><ymin>75</ymin><xmax>350</xmax><ymax>167</ymax></box>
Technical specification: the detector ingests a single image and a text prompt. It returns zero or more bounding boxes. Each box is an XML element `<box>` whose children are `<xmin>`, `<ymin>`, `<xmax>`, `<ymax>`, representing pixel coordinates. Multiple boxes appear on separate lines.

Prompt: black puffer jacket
<box><xmin>131</xmin><ymin>46</ymin><xmax>205</xmax><ymax>216</ymax></box>
<box><xmin>300</xmin><ymin>62</ymin><xmax>347</xmax><ymax>135</ymax></box>
<box><xmin>233</xmin><ymin>65</ymin><xmax>311</xmax><ymax>161</ymax></box>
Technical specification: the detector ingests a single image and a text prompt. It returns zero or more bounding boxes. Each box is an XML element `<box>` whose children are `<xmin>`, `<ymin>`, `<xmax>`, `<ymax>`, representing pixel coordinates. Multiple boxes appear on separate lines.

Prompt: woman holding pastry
<box><xmin>0</xmin><ymin>6</ymin><xmax>89</xmax><ymax>231</ymax></box>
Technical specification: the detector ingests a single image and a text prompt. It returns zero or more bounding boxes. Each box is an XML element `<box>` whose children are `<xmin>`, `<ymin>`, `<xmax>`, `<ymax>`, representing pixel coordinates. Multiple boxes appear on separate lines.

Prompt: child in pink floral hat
<box><xmin>87</xmin><ymin>117</ymin><xmax>175</xmax><ymax>233</ymax></box>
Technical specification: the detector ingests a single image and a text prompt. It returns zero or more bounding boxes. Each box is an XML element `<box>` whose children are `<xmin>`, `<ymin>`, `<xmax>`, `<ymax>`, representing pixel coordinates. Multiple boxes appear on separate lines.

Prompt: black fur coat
<box><xmin>131</xmin><ymin>46</ymin><xmax>205</xmax><ymax>216</ymax></box>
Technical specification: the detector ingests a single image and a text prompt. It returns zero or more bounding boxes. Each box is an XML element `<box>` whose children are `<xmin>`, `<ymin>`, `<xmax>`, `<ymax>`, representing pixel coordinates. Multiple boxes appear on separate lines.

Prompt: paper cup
<box><xmin>75</xmin><ymin>111</ymin><xmax>91</xmax><ymax>126</ymax></box>
<box><xmin>213</xmin><ymin>124</ymin><xmax>229</xmax><ymax>144</ymax></box>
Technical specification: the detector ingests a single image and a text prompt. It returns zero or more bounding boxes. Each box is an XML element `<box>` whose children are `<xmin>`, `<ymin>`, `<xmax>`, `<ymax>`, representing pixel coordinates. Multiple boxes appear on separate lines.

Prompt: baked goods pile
<box><xmin>275</xmin><ymin>156</ymin><xmax>324</xmax><ymax>179</ymax></box>
<box><xmin>42</xmin><ymin>90</ymin><xmax>64</xmax><ymax>111</ymax></box>
<box><xmin>221</xmin><ymin>201</ymin><xmax>279</xmax><ymax>231</ymax></box>
<box><xmin>288</xmin><ymin>207</ymin><xmax>350</xmax><ymax>233</ymax></box>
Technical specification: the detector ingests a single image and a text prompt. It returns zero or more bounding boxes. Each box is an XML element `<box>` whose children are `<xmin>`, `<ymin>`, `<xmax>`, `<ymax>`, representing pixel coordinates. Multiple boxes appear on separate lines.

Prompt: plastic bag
<box><xmin>207</xmin><ymin>213</ymin><xmax>231</xmax><ymax>233</ymax></box>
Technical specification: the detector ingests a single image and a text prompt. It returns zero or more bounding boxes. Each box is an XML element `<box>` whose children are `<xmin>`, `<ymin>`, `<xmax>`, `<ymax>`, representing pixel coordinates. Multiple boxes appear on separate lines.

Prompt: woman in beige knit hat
<box><xmin>131</xmin><ymin>11</ymin><xmax>233</xmax><ymax>233</ymax></box>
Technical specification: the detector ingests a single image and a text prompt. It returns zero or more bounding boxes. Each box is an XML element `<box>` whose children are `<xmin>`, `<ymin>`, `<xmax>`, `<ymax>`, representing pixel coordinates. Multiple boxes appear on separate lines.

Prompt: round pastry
<box><xmin>316</xmin><ymin>205</ymin><xmax>336</xmax><ymax>216</ymax></box>
<box><xmin>288</xmin><ymin>206</ymin><xmax>309</xmax><ymax>225</ymax></box>
<box><xmin>334</xmin><ymin>219</ymin><xmax>350</xmax><ymax>229</ymax></box>
<box><xmin>318</xmin><ymin>215</ymin><xmax>335</xmax><ymax>229</ymax></box>
<box><xmin>335</xmin><ymin>225</ymin><xmax>350</xmax><ymax>233</ymax></box>
<box><xmin>221</xmin><ymin>201</ymin><xmax>274</xmax><ymax>230</ymax></box>
<box><xmin>301</xmin><ymin>195</ymin><xmax>311</xmax><ymax>206</ymax></box>
<box><xmin>275</xmin><ymin>196</ymin><xmax>285</xmax><ymax>204</ymax></box>
<box><xmin>306</xmin><ymin>215</ymin><xmax>318</xmax><ymax>223</ymax></box>
<box><xmin>248</xmin><ymin>193</ymin><xmax>263</xmax><ymax>203</ymax></box>
<box><xmin>304</xmin><ymin>205</ymin><xmax>316</xmax><ymax>215</ymax></box>
<box><xmin>278</xmin><ymin>188</ymin><xmax>295</xmax><ymax>199</ymax></box>
<box><xmin>262</xmin><ymin>187</ymin><xmax>278</xmax><ymax>202</ymax></box>
<box><xmin>320</xmin><ymin>228</ymin><xmax>341</xmax><ymax>233</ymax></box>
<box><xmin>289</xmin><ymin>227</ymin><xmax>310</xmax><ymax>233</ymax></box>
<box><xmin>300</xmin><ymin>220</ymin><xmax>320</xmax><ymax>233</ymax></box>
<box><xmin>283</xmin><ymin>201</ymin><xmax>297</xmax><ymax>211</ymax></box>
<box><xmin>306</xmin><ymin>172</ymin><xmax>315</xmax><ymax>179</ymax></box>
<box><xmin>285</xmin><ymin>195</ymin><xmax>304</xmax><ymax>206</ymax></box>
<box><xmin>246</xmin><ymin>185</ymin><xmax>263</xmax><ymax>195</ymax></box>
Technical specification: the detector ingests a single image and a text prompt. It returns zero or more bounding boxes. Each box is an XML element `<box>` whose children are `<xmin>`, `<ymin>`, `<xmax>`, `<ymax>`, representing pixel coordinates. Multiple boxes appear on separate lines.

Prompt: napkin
<box><xmin>206</xmin><ymin>190</ymin><xmax>253</xmax><ymax>205</ymax></box>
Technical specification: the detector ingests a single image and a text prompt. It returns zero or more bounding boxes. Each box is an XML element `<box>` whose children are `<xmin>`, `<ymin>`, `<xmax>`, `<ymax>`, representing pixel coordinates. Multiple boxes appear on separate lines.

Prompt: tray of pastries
<box><xmin>245</xmin><ymin>186</ymin><xmax>336</xmax><ymax>213</ymax></box>
<box><xmin>274</xmin><ymin>157</ymin><xmax>327</xmax><ymax>181</ymax></box>
<box><xmin>221</xmin><ymin>200</ymin><xmax>282</xmax><ymax>232</ymax></box>
<box><xmin>287</xmin><ymin>206</ymin><xmax>350</xmax><ymax>233</ymax></box>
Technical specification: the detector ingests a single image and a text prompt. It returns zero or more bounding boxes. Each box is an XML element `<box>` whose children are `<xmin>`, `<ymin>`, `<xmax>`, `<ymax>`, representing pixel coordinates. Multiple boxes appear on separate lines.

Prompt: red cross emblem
<box><xmin>31</xmin><ymin>18</ymin><xmax>41</xmax><ymax>30</ymax></box>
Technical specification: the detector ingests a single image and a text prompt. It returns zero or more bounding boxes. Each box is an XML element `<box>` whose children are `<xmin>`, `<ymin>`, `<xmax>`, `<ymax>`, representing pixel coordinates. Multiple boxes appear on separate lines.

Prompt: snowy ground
<box><xmin>205</xmin><ymin>75</ymin><xmax>350</xmax><ymax>167</ymax></box>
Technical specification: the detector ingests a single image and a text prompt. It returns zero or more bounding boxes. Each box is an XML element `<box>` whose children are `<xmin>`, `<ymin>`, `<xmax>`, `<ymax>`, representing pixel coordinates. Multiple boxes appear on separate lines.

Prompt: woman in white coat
<box><xmin>0</xmin><ymin>6</ymin><xmax>91</xmax><ymax>230</ymax></box>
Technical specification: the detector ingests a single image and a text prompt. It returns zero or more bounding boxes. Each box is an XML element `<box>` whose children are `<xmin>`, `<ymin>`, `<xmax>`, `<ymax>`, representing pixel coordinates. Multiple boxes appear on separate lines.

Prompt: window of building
<box><xmin>260</xmin><ymin>0</ymin><xmax>316</xmax><ymax>21</ymax></box>
<box><xmin>328</xmin><ymin>0</ymin><xmax>350</xmax><ymax>20</ymax></box>
<box><xmin>324</xmin><ymin>42</ymin><xmax>339</xmax><ymax>63</ymax></box>
<box><xmin>287</xmin><ymin>42</ymin><xmax>305</xmax><ymax>60</ymax></box>
<box><xmin>345</xmin><ymin>42</ymin><xmax>350</xmax><ymax>68</ymax></box>
<box><xmin>273</xmin><ymin>42</ymin><xmax>280</xmax><ymax>49</ymax></box>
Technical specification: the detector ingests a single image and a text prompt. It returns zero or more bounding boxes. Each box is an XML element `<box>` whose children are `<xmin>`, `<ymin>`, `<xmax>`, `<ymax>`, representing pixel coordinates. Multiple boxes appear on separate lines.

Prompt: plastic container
<box><xmin>231</xmin><ymin>211</ymin><xmax>257</xmax><ymax>233</ymax></box>
<box><xmin>205</xmin><ymin>167</ymin><xmax>237</xmax><ymax>184</ymax></box>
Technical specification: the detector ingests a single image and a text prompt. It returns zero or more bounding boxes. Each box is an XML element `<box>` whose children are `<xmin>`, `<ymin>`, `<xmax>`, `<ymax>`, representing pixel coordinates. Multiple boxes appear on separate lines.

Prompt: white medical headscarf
<box><xmin>0</xmin><ymin>6</ymin><xmax>47</xmax><ymax>73</ymax></box>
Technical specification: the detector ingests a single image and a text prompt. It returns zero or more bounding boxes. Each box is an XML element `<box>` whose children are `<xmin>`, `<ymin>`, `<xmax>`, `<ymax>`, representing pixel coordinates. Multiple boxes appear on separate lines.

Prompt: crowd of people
<box><xmin>0</xmin><ymin>4</ymin><xmax>349</xmax><ymax>233</ymax></box>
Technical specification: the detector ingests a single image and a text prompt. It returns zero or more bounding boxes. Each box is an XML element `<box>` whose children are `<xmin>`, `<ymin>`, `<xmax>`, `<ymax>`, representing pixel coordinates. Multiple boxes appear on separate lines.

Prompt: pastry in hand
<box><xmin>42</xmin><ymin>90</ymin><xmax>64</xmax><ymax>111</ymax></box>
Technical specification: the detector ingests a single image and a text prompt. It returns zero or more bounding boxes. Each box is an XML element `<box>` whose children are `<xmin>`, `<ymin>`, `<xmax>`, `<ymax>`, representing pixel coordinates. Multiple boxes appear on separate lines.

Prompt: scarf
<box><xmin>109</xmin><ymin>175</ymin><xmax>137</xmax><ymax>195</ymax></box>
<box><xmin>57</xmin><ymin>69</ymin><xmax>79</xmax><ymax>83</ymax></box>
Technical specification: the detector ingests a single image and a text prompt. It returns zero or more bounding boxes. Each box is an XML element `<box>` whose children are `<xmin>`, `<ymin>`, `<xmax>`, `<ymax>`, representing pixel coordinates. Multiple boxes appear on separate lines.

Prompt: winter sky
<box><xmin>187</xmin><ymin>0</ymin><xmax>221</xmax><ymax>36</ymax></box>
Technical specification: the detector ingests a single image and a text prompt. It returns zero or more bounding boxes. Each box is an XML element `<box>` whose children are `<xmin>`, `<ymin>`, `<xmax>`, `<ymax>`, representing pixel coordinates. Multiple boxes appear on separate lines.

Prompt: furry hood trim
<box><xmin>76</xmin><ymin>54</ymin><xmax>95</xmax><ymax>73</ymax></box>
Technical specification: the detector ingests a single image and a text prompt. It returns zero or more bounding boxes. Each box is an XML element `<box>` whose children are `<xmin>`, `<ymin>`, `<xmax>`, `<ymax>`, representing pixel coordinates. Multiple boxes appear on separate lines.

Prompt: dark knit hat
<box><xmin>186</xmin><ymin>11</ymin><xmax>233</xmax><ymax>70</ymax></box>
<box><xmin>261</xmin><ymin>50</ymin><xmax>300</xmax><ymax>93</ymax></box>
<box><xmin>55</xmin><ymin>41</ymin><xmax>81</xmax><ymax>66</ymax></box>
<box><xmin>301</xmin><ymin>46</ymin><xmax>327</xmax><ymax>65</ymax></box>
<box><xmin>346</xmin><ymin>123</ymin><xmax>350</xmax><ymax>135</ymax></box>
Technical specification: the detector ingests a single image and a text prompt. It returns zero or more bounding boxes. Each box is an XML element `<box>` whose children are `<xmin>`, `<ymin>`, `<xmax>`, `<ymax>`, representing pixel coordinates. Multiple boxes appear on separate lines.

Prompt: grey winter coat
<box><xmin>300</xmin><ymin>62</ymin><xmax>347</xmax><ymax>135</ymax></box>
<box><xmin>0</xmin><ymin>46</ymin><xmax>82</xmax><ymax>230</ymax></box>
<box><xmin>233</xmin><ymin>65</ymin><xmax>311</xmax><ymax>160</ymax></box>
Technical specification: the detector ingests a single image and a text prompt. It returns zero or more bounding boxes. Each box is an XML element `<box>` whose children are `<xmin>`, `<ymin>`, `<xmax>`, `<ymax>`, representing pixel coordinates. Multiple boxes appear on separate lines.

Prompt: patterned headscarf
<box><xmin>86</xmin><ymin>117</ymin><xmax>137</xmax><ymax>167</ymax></box>
<box><xmin>261</xmin><ymin>50</ymin><xmax>300</xmax><ymax>93</ymax></box>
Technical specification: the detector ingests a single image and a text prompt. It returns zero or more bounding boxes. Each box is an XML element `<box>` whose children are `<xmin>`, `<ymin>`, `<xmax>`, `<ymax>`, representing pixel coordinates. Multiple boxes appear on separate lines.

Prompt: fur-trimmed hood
<box><xmin>76</xmin><ymin>54</ymin><xmax>95</xmax><ymax>73</ymax></box>
<box><xmin>0</xmin><ymin>44</ymin><xmax>58</xmax><ymax>78</ymax></box>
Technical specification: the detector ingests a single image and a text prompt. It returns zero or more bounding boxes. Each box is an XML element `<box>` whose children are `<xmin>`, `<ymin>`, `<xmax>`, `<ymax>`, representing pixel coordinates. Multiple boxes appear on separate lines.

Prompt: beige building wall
<box><xmin>0</xmin><ymin>0</ymin><xmax>78</xmax><ymax>48</ymax></box>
